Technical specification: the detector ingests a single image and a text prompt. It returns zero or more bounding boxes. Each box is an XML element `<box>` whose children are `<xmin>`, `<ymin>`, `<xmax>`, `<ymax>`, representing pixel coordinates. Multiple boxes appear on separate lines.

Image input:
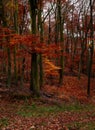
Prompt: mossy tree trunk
<box><xmin>29</xmin><ymin>0</ymin><xmax>40</xmax><ymax>96</ymax></box>
<box><xmin>0</xmin><ymin>0</ymin><xmax>11</xmax><ymax>87</ymax></box>
<box><xmin>38</xmin><ymin>1</ymin><xmax>44</xmax><ymax>88</ymax></box>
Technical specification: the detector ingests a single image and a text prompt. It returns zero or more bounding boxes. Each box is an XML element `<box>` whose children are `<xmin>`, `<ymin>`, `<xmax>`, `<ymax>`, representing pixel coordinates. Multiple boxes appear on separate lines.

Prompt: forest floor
<box><xmin>0</xmin><ymin>74</ymin><xmax>95</xmax><ymax>130</ymax></box>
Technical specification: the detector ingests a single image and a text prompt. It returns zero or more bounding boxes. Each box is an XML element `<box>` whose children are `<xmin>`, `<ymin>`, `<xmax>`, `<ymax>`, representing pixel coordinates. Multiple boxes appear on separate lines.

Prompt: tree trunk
<box><xmin>29</xmin><ymin>0</ymin><xmax>40</xmax><ymax>96</ymax></box>
<box><xmin>38</xmin><ymin>2</ymin><xmax>44</xmax><ymax>88</ymax></box>
<box><xmin>0</xmin><ymin>0</ymin><xmax>7</xmax><ymax>73</ymax></box>
<box><xmin>57</xmin><ymin>0</ymin><xmax>64</xmax><ymax>85</ymax></box>
<box><xmin>13</xmin><ymin>0</ymin><xmax>19</xmax><ymax>85</ymax></box>
<box><xmin>87</xmin><ymin>0</ymin><xmax>94</xmax><ymax>96</ymax></box>
<box><xmin>0</xmin><ymin>0</ymin><xmax>12</xmax><ymax>87</ymax></box>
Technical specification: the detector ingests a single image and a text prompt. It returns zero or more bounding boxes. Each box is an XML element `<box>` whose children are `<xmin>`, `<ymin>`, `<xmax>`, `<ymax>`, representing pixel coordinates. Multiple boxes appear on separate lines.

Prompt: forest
<box><xmin>0</xmin><ymin>0</ymin><xmax>95</xmax><ymax>129</ymax></box>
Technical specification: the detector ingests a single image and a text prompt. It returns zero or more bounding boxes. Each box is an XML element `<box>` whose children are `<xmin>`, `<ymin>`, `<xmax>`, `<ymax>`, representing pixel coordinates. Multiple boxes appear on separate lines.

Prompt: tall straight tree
<box><xmin>0</xmin><ymin>0</ymin><xmax>12</xmax><ymax>87</ymax></box>
<box><xmin>0</xmin><ymin>0</ymin><xmax>7</xmax><ymax>73</ymax></box>
<box><xmin>57</xmin><ymin>0</ymin><xmax>64</xmax><ymax>85</ymax></box>
<box><xmin>13</xmin><ymin>0</ymin><xmax>19</xmax><ymax>85</ymax></box>
<box><xmin>29</xmin><ymin>0</ymin><xmax>40</xmax><ymax>96</ymax></box>
<box><xmin>87</xmin><ymin>0</ymin><xmax>94</xmax><ymax>96</ymax></box>
<box><xmin>38</xmin><ymin>0</ymin><xmax>44</xmax><ymax>88</ymax></box>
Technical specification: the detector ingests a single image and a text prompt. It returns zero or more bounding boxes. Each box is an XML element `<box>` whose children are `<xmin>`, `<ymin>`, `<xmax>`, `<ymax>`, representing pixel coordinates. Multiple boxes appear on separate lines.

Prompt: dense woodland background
<box><xmin>0</xmin><ymin>0</ymin><xmax>95</xmax><ymax>129</ymax></box>
<box><xmin>0</xmin><ymin>0</ymin><xmax>95</xmax><ymax>96</ymax></box>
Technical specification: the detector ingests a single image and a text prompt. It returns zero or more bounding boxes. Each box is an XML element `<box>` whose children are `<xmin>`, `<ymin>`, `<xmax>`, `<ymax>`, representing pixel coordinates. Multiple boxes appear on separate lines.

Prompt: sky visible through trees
<box><xmin>0</xmin><ymin>0</ymin><xmax>95</xmax><ymax>95</ymax></box>
<box><xmin>0</xmin><ymin>0</ymin><xmax>95</xmax><ymax>129</ymax></box>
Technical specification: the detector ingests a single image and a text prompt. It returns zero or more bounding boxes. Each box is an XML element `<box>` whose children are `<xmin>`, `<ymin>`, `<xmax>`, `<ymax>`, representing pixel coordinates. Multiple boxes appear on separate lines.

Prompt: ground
<box><xmin>0</xmin><ymin>75</ymin><xmax>95</xmax><ymax>130</ymax></box>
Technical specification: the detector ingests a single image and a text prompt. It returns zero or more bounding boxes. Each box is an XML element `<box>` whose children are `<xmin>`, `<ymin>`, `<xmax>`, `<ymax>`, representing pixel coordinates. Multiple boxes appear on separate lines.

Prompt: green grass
<box><xmin>68</xmin><ymin>121</ymin><xmax>95</xmax><ymax>130</ymax></box>
<box><xmin>17</xmin><ymin>102</ymin><xmax>95</xmax><ymax>117</ymax></box>
<box><xmin>16</xmin><ymin>102</ymin><xmax>95</xmax><ymax>129</ymax></box>
<box><xmin>17</xmin><ymin>103</ymin><xmax>60</xmax><ymax>117</ymax></box>
<box><xmin>85</xmin><ymin>122</ymin><xmax>95</xmax><ymax>130</ymax></box>
<box><xmin>0</xmin><ymin>118</ymin><xmax>9</xmax><ymax>128</ymax></box>
<box><xmin>1</xmin><ymin>102</ymin><xmax>95</xmax><ymax>129</ymax></box>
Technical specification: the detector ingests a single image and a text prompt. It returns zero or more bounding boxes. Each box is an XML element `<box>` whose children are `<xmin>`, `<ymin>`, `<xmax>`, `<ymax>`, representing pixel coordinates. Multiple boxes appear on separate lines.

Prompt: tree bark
<box><xmin>87</xmin><ymin>0</ymin><xmax>94</xmax><ymax>96</ymax></box>
<box><xmin>29</xmin><ymin>0</ymin><xmax>40</xmax><ymax>96</ymax></box>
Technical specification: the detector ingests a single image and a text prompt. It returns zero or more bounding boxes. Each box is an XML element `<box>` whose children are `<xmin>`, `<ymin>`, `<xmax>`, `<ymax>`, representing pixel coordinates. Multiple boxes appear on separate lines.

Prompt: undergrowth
<box><xmin>17</xmin><ymin>102</ymin><xmax>95</xmax><ymax>117</ymax></box>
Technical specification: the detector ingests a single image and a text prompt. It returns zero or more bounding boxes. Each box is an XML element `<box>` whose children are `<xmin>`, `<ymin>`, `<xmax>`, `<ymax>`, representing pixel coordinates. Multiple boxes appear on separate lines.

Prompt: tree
<box><xmin>13</xmin><ymin>0</ymin><xmax>19</xmax><ymax>85</ymax></box>
<box><xmin>29</xmin><ymin>0</ymin><xmax>40</xmax><ymax>96</ymax></box>
<box><xmin>57</xmin><ymin>0</ymin><xmax>64</xmax><ymax>84</ymax></box>
<box><xmin>87</xmin><ymin>0</ymin><xmax>94</xmax><ymax>96</ymax></box>
<box><xmin>0</xmin><ymin>0</ymin><xmax>12</xmax><ymax>87</ymax></box>
<box><xmin>37</xmin><ymin>0</ymin><xmax>44</xmax><ymax>88</ymax></box>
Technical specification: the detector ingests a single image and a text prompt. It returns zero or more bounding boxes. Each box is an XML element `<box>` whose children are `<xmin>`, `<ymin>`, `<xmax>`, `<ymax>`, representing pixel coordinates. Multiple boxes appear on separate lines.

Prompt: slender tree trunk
<box><xmin>87</xmin><ymin>0</ymin><xmax>94</xmax><ymax>96</ymax></box>
<box><xmin>48</xmin><ymin>10</ymin><xmax>51</xmax><ymax>44</ymax></box>
<box><xmin>7</xmin><ymin>44</ymin><xmax>11</xmax><ymax>87</ymax></box>
<box><xmin>55</xmin><ymin>10</ymin><xmax>59</xmax><ymax>65</ymax></box>
<box><xmin>0</xmin><ymin>0</ymin><xmax>7</xmax><ymax>73</ymax></box>
<box><xmin>13</xmin><ymin>0</ymin><xmax>19</xmax><ymax>85</ymax></box>
<box><xmin>57</xmin><ymin>0</ymin><xmax>64</xmax><ymax>85</ymax></box>
<box><xmin>78</xmin><ymin>14</ymin><xmax>88</xmax><ymax>79</ymax></box>
<box><xmin>38</xmin><ymin>2</ymin><xmax>44</xmax><ymax>88</ymax></box>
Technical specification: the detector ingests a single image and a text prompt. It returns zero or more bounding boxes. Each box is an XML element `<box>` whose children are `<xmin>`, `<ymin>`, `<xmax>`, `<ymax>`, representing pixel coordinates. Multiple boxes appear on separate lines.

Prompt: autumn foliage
<box><xmin>0</xmin><ymin>0</ymin><xmax>95</xmax><ymax>96</ymax></box>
